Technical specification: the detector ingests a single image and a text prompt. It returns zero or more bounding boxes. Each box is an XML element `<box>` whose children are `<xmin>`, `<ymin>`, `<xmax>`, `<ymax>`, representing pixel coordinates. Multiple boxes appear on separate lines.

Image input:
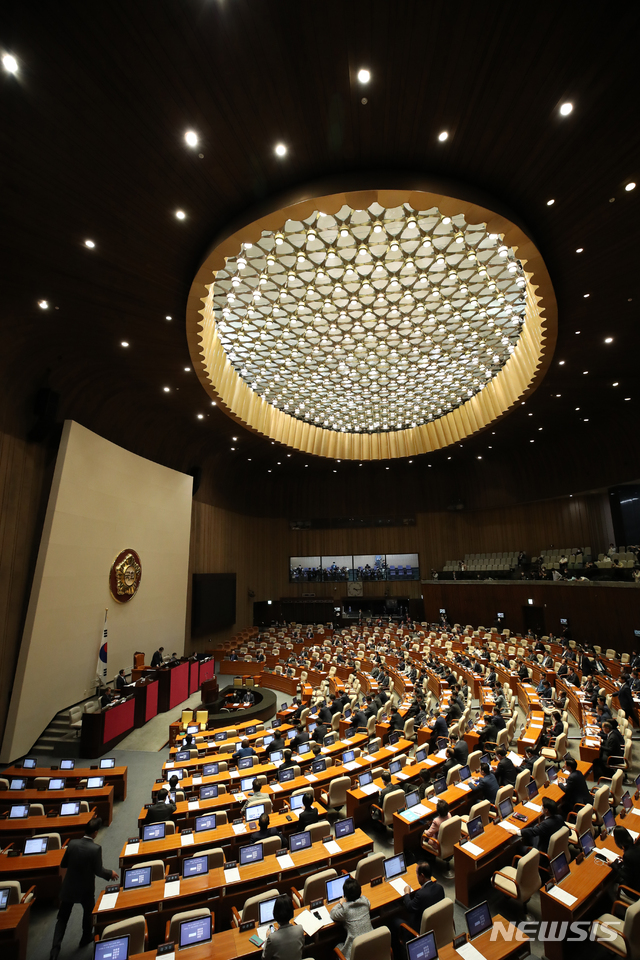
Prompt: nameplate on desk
<box><xmin>98</xmin><ymin>890</ymin><xmax>120</xmax><ymax>911</ymax></box>
<box><xmin>239</xmin><ymin>919</ymin><xmax>256</xmax><ymax>932</ymax></box>
<box><xmin>157</xmin><ymin>944</ymin><xmax>175</xmax><ymax>958</ymax></box>
<box><xmin>547</xmin><ymin>885</ymin><xmax>578</xmax><ymax>906</ymax></box>
<box><xmin>163</xmin><ymin>879</ymin><xmax>181</xmax><ymax>898</ymax></box>
<box><xmin>370</xmin><ymin>875</ymin><xmax>383</xmax><ymax>887</ymax></box>
<box><xmin>180</xmin><ymin>833</ymin><xmax>194</xmax><ymax>846</ymax></box>
<box><xmin>324</xmin><ymin>839</ymin><xmax>341</xmax><ymax>855</ymax></box>
<box><xmin>124</xmin><ymin>842</ymin><xmax>140</xmax><ymax>855</ymax></box>
<box><xmin>461</xmin><ymin>841</ymin><xmax>484</xmax><ymax>856</ymax></box>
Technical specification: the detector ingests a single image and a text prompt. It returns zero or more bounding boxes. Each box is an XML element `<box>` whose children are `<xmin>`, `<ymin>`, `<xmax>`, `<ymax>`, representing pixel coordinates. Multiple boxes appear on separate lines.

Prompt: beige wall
<box><xmin>1</xmin><ymin>421</ymin><xmax>193</xmax><ymax>762</ymax></box>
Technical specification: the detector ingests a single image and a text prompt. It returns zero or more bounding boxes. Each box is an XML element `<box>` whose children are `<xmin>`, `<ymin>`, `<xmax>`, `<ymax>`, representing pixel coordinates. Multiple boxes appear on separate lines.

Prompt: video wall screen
<box><xmin>289</xmin><ymin>554</ymin><xmax>419</xmax><ymax>582</ymax></box>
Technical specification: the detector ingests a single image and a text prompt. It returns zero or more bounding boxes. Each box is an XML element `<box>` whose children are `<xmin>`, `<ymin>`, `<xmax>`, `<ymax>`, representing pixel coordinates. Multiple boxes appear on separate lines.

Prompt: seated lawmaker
<box><xmin>253</xmin><ymin>812</ymin><xmax>285</xmax><ymax>848</ymax></box>
<box><xmin>296</xmin><ymin>792</ymin><xmax>319</xmax><ymax>828</ymax></box>
<box><xmin>520</xmin><ymin>797</ymin><xmax>564</xmax><ymax>852</ymax></box>
<box><xmin>232</xmin><ymin>739</ymin><xmax>257</xmax><ymax>764</ymax></box>
<box><xmin>144</xmin><ymin>788</ymin><xmax>176</xmax><ymax>825</ymax></box>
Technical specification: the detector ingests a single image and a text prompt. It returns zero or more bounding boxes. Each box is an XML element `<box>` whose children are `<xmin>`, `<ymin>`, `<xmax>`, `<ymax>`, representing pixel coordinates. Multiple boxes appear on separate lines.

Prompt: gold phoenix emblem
<box><xmin>109</xmin><ymin>548</ymin><xmax>142</xmax><ymax>603</ymax></box>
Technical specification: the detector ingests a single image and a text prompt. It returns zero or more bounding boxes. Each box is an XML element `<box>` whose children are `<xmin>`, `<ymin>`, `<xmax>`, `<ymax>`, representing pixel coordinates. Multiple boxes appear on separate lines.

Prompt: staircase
<box><xmin>31</xmin><ymin>698</ymin><xmax>98</xmax><ymax>759</ymax></box>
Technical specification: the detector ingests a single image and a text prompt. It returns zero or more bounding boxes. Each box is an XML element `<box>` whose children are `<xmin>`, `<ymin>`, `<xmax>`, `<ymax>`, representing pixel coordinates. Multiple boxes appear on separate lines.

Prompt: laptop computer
<box><xmin>280</xmin><ymin>702</ymin><xmax>288</xmax><ymax>710</ymax></box>
<box><xmin>389</xmin><ymin>731</ymin><xmax>401</xmax><ymax>745</ymax></box>
<box><xmin>87</xmin><ymin>777</ymin><xmax>104</xmax><ymax>789</ymax></box>
<box><xmin>238</xmin><ymin>757</ymin><xmax>254</xmax><ymax>770</ymax></box>
<box><xmin>324</xmin><ymin>734</ymin><xmax>336</xmax><ymax>747</ymax></box>
<box><xmin>311</xmin><ymin>758</ymin><xmax>326</xmax><ymax>773</ymax></box>
<box><xmin>406</xmin><ymin>930</ymin><xmax>438</xmax><ymax>960</ymax></box>
<box><xmin>195</xmin><ymin>814</ymin><xmax>216</xmax><ymax>833</ymax></box>
<box><xmin>214</xmin><ymin>732</ymin><xmax>227</xmax><ymax>742</ymax></box>
<box><xmin>245</xmin><ymin>804</ymin><xmax>265</xmax><ymax>822</ymax></box>
<box><xmin>9</xmin><ymin>804</ymin><xmax>29</xmax><ymax>818</ymax></box>
<box><xmin>123</xmin><ymin>866</ymin><xmax>152</xmax><ymax>891</ymax></box>
<box><xmin>23</xmin><ymin>837</ymin><xmax>48</xmax><ymax>855</ymax></box>
<box><xmin>269</xmin><ymin>751</ymin><xmax>283</xmax><ymax>764</ymax></box>
<box><xmin>335</xmin><ymin>817</ymin><xmax>354</xmax><ymax>839</ymax></box>
<box><xmin>359</xmin><ymin>771</ymin><xmax>373</xmax><ymax>788</ymax></box>
<box><xmin>279</xmin><ymin>768</ymin><xmax>295</xmax><ymax>783</ymax></box>
<box><xmin>94</xmin><ymin>935</ymin><xmax>129</xmax><ymax>960</ymax></box>
<box><xmin>60</xmin><ymin>759</ymin><xmax>75</xmax><ymax>770</ymax></box>
<box><xmin>186</xmin><ymin>725</ymin><xmax>199</xmax><ymax>735</ymax></box>
<box><xmin>550</xmin><ymin>851</ymin><xmax>571</xmax><ymax>885</ymax></box>
<box><xmin>100</xmin><ymin>758</ymin><xmax>116</xmax><ymax>769</ymax></box>
<box><xmin>246</xmin><ymin>725</ymin><xmax>257</xmax><ymax>735</ymax></box>
<box><xmin>436</xmin><ymin>738</ymin><xmax>448</xmax><ymax>751</ymax></box>
<box><xmin>240</xmin><ymin>777</ymin><xmax>255</xmax><ymax>792</ymax></box>
<box><xmin>239</xmin><ymin>842</ymin><xmax>264</xmax><ymax>866</ymax></box>
<box><xmin>622</xmin><ymin>791</ymin><xmax>632</xmax><ymax>812</ymax></box>
<box><xmin>579</xmin><ymin>831</ymin><xmax>596</xmax><ymax>858</ymax></box>
<box><xmin>263</xmin><ymin>735</ymin><xmax>274</xmax><ymax>748</ymax></box>
<box><xmin>458</xmin><ymin>766</ymin><xmax>470</xmax><ymax>782</ymax></box>
<box><xmin>326</xmin><ymin>874</ymin><xmax>349</xmax><ymax>904</ymax></box>
<box><xmin>526</xmin><ymin>780</ymin><xmax>539</xmax><ymax>800</ymax></box>
<box><xmin>200</xmin><ymin>784</ymin><xmax>218</xmax><ymax>800</ymax></box>
<box><xmin>415</xmin><ymin>749</ymin><xmax>427</xmax><ymax>763</ymax></box>
<box><xmin>405</xmin><ymin>790</ymin><xmax>420</xmax><ymax>809</ymax></box>
<box><xmin>48</xmin><ymin>778</ymin><xmax>65</xmax><ymax>790</ymax></box>
<box><xmin>290</xmin><ymin>793</ymin><xmax>305</xmax><ymax>812</ymax></box>
<box><xmin>183</xmin><ymin>854</ymin><xmax>209</xmax><ymax>878</ymax></box>
<box><xmin>297</xmin><ymin>741</ymin><xmax>312</xmax><ymax>755</ymax></box>
<box><xmin>308</xmin><ymin>722</ymin><xmax>317</xmax><ymax>734</ymax></box>
<box><xmin>389</xmin><ymin>760</ymin><xmax>402</xmax><ymax>775</ymax></box>
<box><xmin>175</xmin><ymin>751</ymin><xmax>190</xmax><ymax>762</ymax></box>
<box><xmin>342</xmin><ymin>750</ymin><xmax>355</xmax><ymax>764</ymax></box>
<box><xmin>384</xmin><ymin>853</ymin><xmax>406</xmax><ymax>880</ymax></box>
<box><xmin>179</xmin><ymin>914</ymin><xmax>212</xmax><ymax>950</ymax></box>
<box><xmin>465</xmin><ymin>901</ymin><xmax>493</xmax><ymax>940</ymax></box>
<box><xmin>143</xmin><ymin>822</ymin><xmax>166</xmax><ymax>841</ymax></box>
<box><xmin>290</xmin><ymin>831</ymin><xmax>312</xmax><ymax>852</ymax></box>
<box><xmin>202</xmin><ymin>762</ymin><xmax>219</xmax><ymax>778</ymax></box>
<box><xmin>467</xmin><ymin>815</ymin><xmax>484</xmax><ymax>840</ymax></box>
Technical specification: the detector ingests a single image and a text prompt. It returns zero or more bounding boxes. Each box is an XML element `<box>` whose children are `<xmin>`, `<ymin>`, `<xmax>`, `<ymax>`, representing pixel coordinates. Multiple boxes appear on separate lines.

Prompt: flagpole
<box><xmin>97</xmin><ymin>608</ymin><xmax>108</xmax><ymax>688</ymax></box>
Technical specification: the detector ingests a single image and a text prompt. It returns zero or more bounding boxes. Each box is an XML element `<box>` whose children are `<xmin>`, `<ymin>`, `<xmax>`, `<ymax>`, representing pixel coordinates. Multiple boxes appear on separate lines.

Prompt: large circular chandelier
<box><xmin>187</xmin><ymin>186</ymin><xmax>556</xmax><ymax>459</ymax></box>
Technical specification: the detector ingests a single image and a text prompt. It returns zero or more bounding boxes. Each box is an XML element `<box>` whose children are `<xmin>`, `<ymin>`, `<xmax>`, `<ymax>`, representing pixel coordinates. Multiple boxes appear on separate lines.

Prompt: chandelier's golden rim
<box><xmin>186</xmin><ymin>186</ymin><xmax>556</xmax><ymax>460</ymax></box>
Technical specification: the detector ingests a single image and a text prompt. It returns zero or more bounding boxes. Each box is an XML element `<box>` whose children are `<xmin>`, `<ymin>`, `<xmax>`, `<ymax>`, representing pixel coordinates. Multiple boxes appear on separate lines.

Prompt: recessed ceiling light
<box><xmin>583</xmin><ymin>370</ymin><xmax>588</xmax><ymax>374</ymax></box>
<box><xmin>575</xmin><ymin>330</ymin><xmax>580</xmax><ymax>334</ymax></box>
<box><xmin>357</xmin><ymin>68</ymin><xmax>370</xmax><ymax>83</ymax></box>
<box><xmin>559</xmin><ymin>360</ymin><xmax>565</xmax><ymax>365</ymax></box>
<box><xmin>165</xmin><ymin>315</ymin><xmax>172</xmax><ymax>320</ymax></box>
<box><xmin>613</xmin><ymin>382</ymin><xmax>619</xmax><ymax>386</ymax></box>
<box><xmin>605</xmin><ymin>337</ymin><xmax>613</xmax><ymax>344</ymax></box>
<box><xmin>556</xmin><ymin>394</ymin><xmax>561</xmax><ymax>397</ymax></box>
<box><xmin>84</xmin><ymin>239</ymin><xmax>95</xmax><ymax>248</ymax></box>
<box><xmin>408</xmin><ymin>460</ymin><xmax>413</xmax><ymax>464</ymax></box>
<box><xmin>184</xmin><ymin>130</ymin><xmax>198</xmax><ymax>147</ymax></box>
<box><xmin>625</xmin><ymin>182</ymin><xmax>636</xmax><ymax>192</ymax></box>
<box><xmin>197</xmin><ymin>414</ymin><xmax>204</xmax><ymax>419</ymax></box>
<box><xmin>231</xmin><ymin>447</ymin><xmax>235</xmax><ymax>450</ymax></box>
<box><xmin>175</xmin><ymin>210</ymin><xmax>186</xmax><ymax>220</ymax></box>
<box><xmin>38</xmin><ymin>300</ymin><xmax>49</xmax><ymax>309</ymax></box>
<box><xmin>184</xmin><ymin>366</ymin><xmax>191</xmax><ymax>371</ymax></box>
<box><xmin>546</xmin><ymin>199</ymin><xmax>555</xmax><ymax>206</ymax></box>
<box><xmin>333</xmin><ymin>470</ymin><xmax>337</xmax><ymax>473</ymax></box>
<box><xmin>528</xmin><ymin>412</ymin><xmax>533</xmax><ymax>416</ymax></box>
<box><xmin>529</xmin><ymin>439</ymin><xmax>534</xmax><ymax>443</ymax></box>
<box><xmin>583</xmin><ymin>293</ymin><xmax>590</xmax><ymax>298</ymax></box>
<box><xmin>121</xmin><ymin>341</ymin><xmax>129</xmax><ymax>347</ymax></box>
<box><xmin>232</xmin><ymin>436</ymin><xmax>238</xmax><ymax>441</ymax></box>
<box><xmin>211</xmin><ymin>401</ymin><xmax>217</xmax><ymax>406</ymax></box>
<box><xmin>163</xmin><ymin>386</ymin><xmax>170</xmax><ymax>392</ymax></box>
<box><xmin>576</xmin><ymin>248</ymin><xmax>583</xmax><ymax>253</ymax></box>
<box><xmin>559</xmin><ymin>102</ymin><xmax>573</xmax><ymax>116</ymax></box>
<box><xmin>2</xmin><ymin>54</ymin><xmax>18</xmax><ymax>74</ymax></box>
<box><xmin>438</xmin><ymin>131</ymin><xmax>449</xmax><ymax>142</ymax></box>
<box><xmin>625</xmin><ymin>397</ymin><xmax>631</xmax><ymax>401</ymax></box>
<box><xmin>274</xmin><ymin>143</ymin><xmax>287</xmax><ymax>157</ymax></box>
<box><xmin>575</xmin><ymin>407</ymin><xmax>580</xmax><ymax>411</ymax></box>
<box><xmin>477</xmin><ymin>456</ymin><xmax>482</xmax><ymax>460</ymax></box>
<box><xmin>538</xmin><ymin>427</ymin><xmax>543</xmax><ymax>431</ymax></box>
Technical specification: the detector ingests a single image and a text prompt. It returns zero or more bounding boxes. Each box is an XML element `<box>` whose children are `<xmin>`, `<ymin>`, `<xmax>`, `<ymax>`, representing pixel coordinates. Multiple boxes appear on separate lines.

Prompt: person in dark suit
<box><xmin>318</xmin><ymin>701</ymin><xmax>333</xmax><ymax>723</ymax></box>
<box><xmin>491</xmin><ymin>706</ymin><xmax>506</xmax><ymax>732</ymax></box>
<box><xmin>594</xmin><ymin>722</ymin><xmax>625</xmax><ymax>778</ymax></box>
<box><xmin>232</xmin><ymin>739</ymin><xmax>257</xmax><ymax>764</ymax></box>
<box><xmin>388</xmin><ymin>708</ymin><xmax>404</xmax><ymax>732</ymax></box>
<box><xmin>151</xmin><ymin>647</ymin><xmax>164</xmax><ymax>667</ymax></box>
<box><xmin>49</xmin><ymin>817</ymin><xmax>118</xmax><ymax>959</ymax></box>
<box><xmin>269</xmin><ymin>729</ymin><xmax>285</xmax><ymax>752</ymax></box>
<box><xmin>392</xmin><ymin>862</ymin><xmax>445</xmax><ymax>956</ymax></box>
<box><xmin>296</xmin><ymin>792</ymin><xmax>319</xmax><ymax>828</ymax></box>
<box><xmin>312</xmin><ymin>721</ymin><xmax>328</xmax><ymax>743</ymax></box>
<box><xmin>478</xmin><ymin>719</ymin><xmax>498</xmax><ymax>752</ymax></box>
<box><xmin>612</xmin><ymin>826</ymin><xmax>640</xmax><ymax>893</ymax></box>
<box><xmin>280</xmin><ymin>749</ymin><xmax>296</xmax><ymax>770</ymax></box>
<box><xmin>476</xmin><ymin>762</ymin><xmax>499</xmax><ymax>803</ymax></box>
<box><xmin>100</xmin><ymin>687</ymin><xmax>115</xmax><ymax>708</ymax></box>
<box><xmin>558</xmin><ymin>757</ymin><xmax>591</xmax><ymax>815</ymax></box>
<box><xmin>144</xmin><ymin>788</ymin><xmax>176</xmax><ymax>825</ymax></box>
<box><xmin>618</xmin><ymin>677</ymin><xmax>640</xmax><ymax>726</ymax></box>
<box><xmin>253</xmin><ymin>812</ymin><xmax>285</xmax><ymax>848</ymax></box>
<box><xmin>495</xmin><ymin>747</ymin><xmax>518</xmax><ymax>787</ymax></box>
<box><xmin>350</xmin><ymin>707</ymin><xmax>368</xmax><ymax>732</ymax></box>
<box><xmin>520</xmin><ymin>797</ymin><xmax>564</xmax><ymax>853</ymax></box>
<box><xmin>451</xmin><ymin>734</ymin><xmax>469</xmax><ymax>766</ymax></box>
<box><xmin>228</xmin><ymin>650</ymin><xmax>238</xmax><ymax>661</ymax></box>
<box><xmin>290</xmin><ymin>725</ymin><xmax>309</xmax><ymax>754</ymax></box>
<box><xmin>428</xmin><ymin>711</ymin><xmax>448</xmax><ymax>750</ymax></box>
<box><xmin>115</xmin><ymin>669</ymin><xmax>127</xmax><ymax>691</ymax></box>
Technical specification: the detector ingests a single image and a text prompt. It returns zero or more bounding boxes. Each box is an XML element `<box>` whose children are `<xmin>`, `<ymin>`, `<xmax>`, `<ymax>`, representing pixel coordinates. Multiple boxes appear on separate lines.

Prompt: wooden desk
<box><xmin>392</xmin><ymin>779</ymin><xmax>476</xmax><ymax>856</ymax></box>
<box><xmin>439</xmin><ymin>916</ymin><xmax>528</xmax><ymax>960</ymax></box>
<box><xmin>539</xmin><ymin>855</ymin><xmax>612</xmax><ymax>960</ymax></box>
<box><xmin>0</xmin><ymin>810</ymin><xmax>95</xmax><ymax>844</ymax></box>
<box><xmin>2</xmin><ymin>765</ymin><xmax>128</xmax><ymax>801</ymax></box>
<box><xmin>95</xmin><ymin>830</ymin><xmax>374</xmax><ymax>943</ymax></box>
<box><xmin>0</xmin><ymin>785</ymin><xmax>114</xmax><ymax>825</ymax></box>
<box><xmin>0</xmin><ymin>903</ymin><xmax>31</xmax><ymax>960</ymax></box>
<box><xmin>0</xmin><ymin>848</ymin><xmax>65</xmax><ymax>900</ymax></box>
<box><xmin>81</xmin><ymin>696</ymin><xmax>136</xmax><ymax>757</ymax></box>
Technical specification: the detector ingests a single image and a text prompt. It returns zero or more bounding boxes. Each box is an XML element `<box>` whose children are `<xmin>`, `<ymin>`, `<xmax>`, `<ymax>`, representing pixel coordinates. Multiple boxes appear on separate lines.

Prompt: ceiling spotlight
<box><xmin>2</xmin><ymin>54</ymin><xmax>18</xmax><ymax>74</ymax></box>
<box><xmin>184</xmin><ymin>130</ymin><xmax>198</xmax><ymax>147</ymax></box>
<box><xmin>166</xmin><ymin>315</ymin><xmax>172</xmax><ymax>320</ymax></box>
<box><xmin>357</xmin><ymin>68</ymin><xmax>370</xmax><ymax>83</ymax></box>
<box><xmin>38</xmin><ymin>300</ymin><xmax>49</xmax><ymax>309</ymax></box>
<box><xmin>163</xmin><ymin>386</ymin><xmax>170</xmax><ymax>392</ymax></box>
<box><xmin>559</xmin><ymin>102</ymin><xmax>573</xmax><ymax>116</ymax></box>
<box><xmin>175</xmin><ymin>210</ymin><xmax>186</xmax><ymax>220</ymax></box>
<box><xmin>438</xmin><ymin>131</ymin><xmax>449</xmax><ymax>142</ymax></box>
<box><xmin>121</xmin><ymin>341</ymin><xmax>129</xmax><ymax>347</ymax></box>
<box><xmin>274</xmin><ymin>143</ymin><xmax>287</xmax><ymax>157</ymax></box>
<box><xmin>576</xmin><ymin>248</ymin><xmax>584</xmax><ymax>253</ymax></box>
<box><xmin>232</xmin><ymin>436</ymin><xmax>238</xmax><ymax>441</ymax></box>
<box><xmin>546</xmin><ymin>199</ymin><xmax>555</xmax><ymax>206</ymax></box>
<box><xmin>558</xmin><ymin>360</ymin><xmax>565</xmax><ymax>365</ymax></box>
<box><xmin>211</xmin><ymin>401</ymin><xmax>217</xmax><ymax>406</ymax></box>
<box><xmin>625</xmin><ymin>182</ymin><xmax>636</xmax><ymax>192</ymax></box>
<box><xmin>184</xmin><ymin>366</ymin><xmax>191</xmax><ymax>371</ymax></box>
<box><xmin>197</xmin><ymin>414</ymin><xmax>204</xmax><ymax>419</ymax></box>
<box><xmin>605</xmin><ymin>337</ymin><xmax>613</xmax><ymax>344</ymax></box>
<box><xmin>84</xmin><ymin>239</ymin><xmax>95</xmax><ymax>248</ymax></box>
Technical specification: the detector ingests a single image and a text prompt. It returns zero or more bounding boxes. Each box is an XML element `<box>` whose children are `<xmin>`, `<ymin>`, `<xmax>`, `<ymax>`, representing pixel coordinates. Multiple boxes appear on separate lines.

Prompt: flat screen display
<box><xmin>200</xmin><ymin>785</ymin><xmax>218</xmax><ymax>800</ymax></box>
<box><xmin>60</xmin><ymin>760</ymin><xmax>75</xmax><ymax>770</ymax></box>
<box><xmin>123</xmin><ymin>866</ymin><xmax>152</xmax><ymax>891</ymax></box>
<box><xmin>183</xmin><ymin>855</ymin><xmax>208</xmax><ymax>878</ymax></box>
<box><xmin>465</xmin><ymin>902</ymin><xmax>492</xmax><ymax>940</ymax></box>
<box><xmin>94</xmin><ymin>936</ymin><xmax>129</xmax><ymax>960</ymax></box>
<box><xmin>24</xmin><ymin>837</ymin><xmax>48</xmax><ymax>855</ymax></box>
<box><xmin>195</xmin><ymin>814</ymin><xmax>216</xmax><ymax>833</ymax></box>
<box><xmin>239</xmin><ymin>842</ymin><xmax>263</xmax><ymax>865</ymax></box>
<box><xmin>143</xmin><ymin>822</ymin><xmax>166</xmax><ymax>841</ymax></box>
<box><xmin>100</xmin><ymin>758</ymin><xmax>116</xmax><ymax>769</ymax></box>
<box><xmin>202</xmin><ymin>763</ymin><xmax>219</xmax><ymax>778</ymax></box>
<box><xmin>335</xmin><ymin>817</ymin><xmax>354</xmax><ymax>838</ymax></box>
<box><xmin>290</xmin><ymin>831</ymin><xmax>312</xmax><ymax>852</ymax></box>
<box><xmin>179</xmin><ymin>914</ymin><xmax>212</xmax><ymax>949</ymax></box>
<box><xmin>326</xmin><ymin>874</ymin><xmax>349</xmax><ymax>903</ymax></box>
<box><xmin>383</xmin><ymin>853</ymin><xmax>406</xmax><ymax>880</ymax></box>
<box><xmin>407</xmin><ymin>931</ymin><xmax>438</xmax><ymax>960</ymax></box>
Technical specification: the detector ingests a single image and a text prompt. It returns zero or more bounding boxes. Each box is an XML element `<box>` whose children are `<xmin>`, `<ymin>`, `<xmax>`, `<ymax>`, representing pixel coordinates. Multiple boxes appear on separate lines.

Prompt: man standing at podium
<box><xmin>151</xmin><ymin>647</ymin><xmax>164</xmax><ymax>667</ymax></box>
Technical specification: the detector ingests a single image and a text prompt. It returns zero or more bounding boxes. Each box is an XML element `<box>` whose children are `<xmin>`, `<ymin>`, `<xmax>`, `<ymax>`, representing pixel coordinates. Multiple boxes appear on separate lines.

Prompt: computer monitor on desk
<box><xmin>142</xmin><ymin>822</ymin><xmax>165</xmax><ymax>841</ymax></box>
<box><xmin>465</xmin><ymin>901</ymin><xmax>493</xmax><ymax>940</ymax></box>
<box><xmin>100</xmin><ymin>758</ymin><xmax>115</xmax><ymax>769</ymax></box>
<box><xmin>24</xmin><ymin>837</ymin><xmax>48</xmax><ymax>855</ymax></box>
<box><xmin>383</xmin><ymin>853</ymin><xmax>406</xmax><ymax>881</ymax></box>
<box><xmin>326</xmin><ymin>874</ymin><xmax>349</xmax><ymax>904</ymax></box>
<box><xmin>290</xmin><ymin>831</ymin><xmax>312</xmax><ymax>853</ymax></box>
<box><xmin>258</xmin><ymin>896</ymin><xmax>278</xmax><ymax>926</ymax></box>
<box><xmin>22</xmin><ymin>758</ymin><xmax>37</xmax><ymax>770</ymax></box>
<box><xmin>94</xmin><ymin>936</ymin><xmax>129</xmax><ymax>960</ymax></box>
<box><xmin>406</xmin><ymin>930</ymin><xmax>438</xmax><ymax>960</ymax></box>
<box><xmin>123</xmin><ymin>866</ymin><xmax>152</xmax><ymax>891</ymax></box>
<box><xmin>550</xmin><ymin>852</ymin><xmax>571</xmax><ymax>885</ymax></box>
<box><xmin>179</xmin><ymin>915</ymin><xmax>212</xmax><ymax>950</ymax></box>
<box><xmin>60</xmin><ymin>759</ymin><xmax>75</xmax><ymax>771</ymax></box>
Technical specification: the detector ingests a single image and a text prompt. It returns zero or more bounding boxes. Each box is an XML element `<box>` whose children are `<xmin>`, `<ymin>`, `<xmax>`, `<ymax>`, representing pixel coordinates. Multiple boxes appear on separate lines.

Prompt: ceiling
<box><xmin>2</xmin><ymin>1</ymin><xmax>639</xmax><ymax>517</ymax></box>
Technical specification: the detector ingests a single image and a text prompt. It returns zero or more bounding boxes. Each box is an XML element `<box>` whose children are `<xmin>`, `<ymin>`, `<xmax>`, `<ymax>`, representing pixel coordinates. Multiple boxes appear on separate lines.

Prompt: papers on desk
<box><xmin>456</xmin><ymin>941</ymin><xmax>487</xmax><ymax>960</ymax></box>
<box><xmin>229</xmin><ymin>770</ymin><xmax>240</xmax><ymax>778</ymax></box>
<box><xmin>395</xmin><ymin>770</ymin><xmax>410</xmax><ymax>780</ymax></box>
<box><xmin>387</xmin><ymin>744</ymin><xmax>398</xmax><ymax>753</ymax></box>
<box><xmin>165</xmin><ymin>762</ymin><xmax>174</xmax><ymax>769</ymax></box>
<box><xmin>435</xmin><ymin>748</ymin><xmax>448</xmax><ymax>759</ymax></box>
<box><xmin>389</xmin><ymin>876</ymin><xmax>411</xmax><ymax>896</ymax></box>
<box><xmin>595</xmin><ymin>847</ymin><xmax>619</xmax><ymax>863</ymax></box>
<box><xmin>180</xmin><ymin>832</ymin><xmax>195</xmax><ymax>846</ymax></box>
<box><xmin>425</xmin><ymin>758</ymin><xmax>437</xmax><ymax>766</ymax></box>
<box><xmin>232</xmin><ymin>823</ymin><xmax>247</xmax><ymax>835</ymax></box>
<box><xmin>343</xmin><ymin>761</ymin><xmax>360</xmax><ymax>771</ymax></box>
<box><xmin>124</xmin><ymin>842</ymin><xmax>140</xmax><ymax>855</ymax></box>
<box><xmin>295</xmin><ymin>906</ymin><xmax>332</xmax><ymax>936</ymax></box>
<box><xmin>521</xmin><ymin>738</ymin><xmax>535</xmax><ymax>743</ymax></box>
<box><xmin>585</xmin><ymin>739</ymin><xmax>601</xmax><ymax>747</ymax></box>
<box><xmin>320</xmin><ymin>747</ymin><xmax>330</xmax><ymax>755</ymax></box>
<box><xmin>421</xmin><ymin>799</ymin><xmax>436</xmax><ymax>811</ymax></box>
<box><xmin>525</xmin><ymin>801</ymin><xmax>542</xmax><ymax>812</ymax></box>
<box><xmin>223</xmin><ymin>865</ymin><xmax>240</xmax><ymax>883</ymax></box>
<box><xmin>98</xmin><ymin>891</ymin><xmax>119</xmax><ymax>911</ymax></box>
<box><xmin>163</xmin><ymin>879</ymin><xmax>181</xmax><ymax>898</ymax></box>
<box><xmin>191</xmin><ymin>776</ymin><xmax>202</xmax><ymax>785</ymax></box>
<box><xmin>360</xmin><ymin>783</ymin><xmax>379</xmax><ymax>795</ymax></box>
<box><xmin>457</xmin><ymin>782</ymin><xmax>471</xmax><ymax>792</ymax></box>
<box><xmin>497</xmin><ymin>820</ymin><xmax>521</xmax><ymax>834</ymax></box>
<box><xmin>305</xmin><ymin>774</ymin><xmax>318</xmax><ymax>782</ymax></box>
<box><xmin>271</xmin><ymin>782</ymin><xmax>283</xmax><ymax>793</ymax></box>
<box><xmin>236</xmin><ymin>792</ymin><xmax>247</xmax><ymax>801</ymax></box>
<box><xmin>629</xmin><ymin>807</ymin><xmax>640</xmax><ymax>817</ymax></box>
<box><xmin>628</xmin><ymin>830</ymin><xmax>639</xmax><ymax>841</ymax></box>
<box><xmin>188</xmin><ymin>800</ymin><xmax>200</xmax><ymax>811</ymax></box>
<box><xmin>508</xmin><ymin>752</ymin><xmax>523</xmax><ymax>766</ymax></box>
<box><xmin>363</xmin><ymin>755</ymin><xmax>377</xmax><ymax>763</ymax></box>
<box><xmin>461</xmin><ymin>841</ymin><xmax>484</xmax><ymax>856</ymax></box>
<box><xmin>324</xmin><ymin>840</ymin><xmax>342</xmax><ymax>855</ymax></box>
<box><xmin>400</xmin><ymin>808</ymin><xmax>425</xmax><ymax>823</ymax></box>
<box><xmin>277</xmin><ymin>853</ymin><xmax>295</xmax><ymax>869</ymax></box>
<box><xmin>340</xmin><ymin>740</ymin><xmax>353</xmax><ymax>747</ymax></box>
<box><xmin>547</xmin><ymin>885</ymin><xmax>578</xmax><ymax>906</ymax></box>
